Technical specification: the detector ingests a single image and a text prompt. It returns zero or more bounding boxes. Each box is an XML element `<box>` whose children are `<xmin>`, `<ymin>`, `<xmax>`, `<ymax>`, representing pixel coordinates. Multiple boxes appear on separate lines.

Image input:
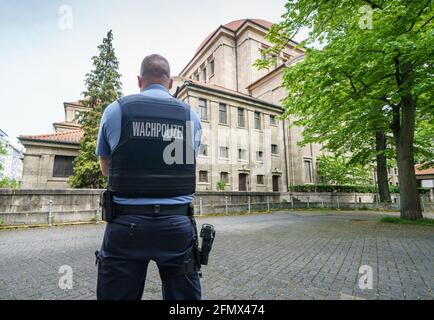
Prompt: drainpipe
<box><xmin>235</xmin><ymin>37</ymin><xmax>239</xmax><ymax>92</ymax></box>
<box><xmin>282</xmin><ymin>118</ymin><xmax>290</xmax><ymax>191</ymax></box>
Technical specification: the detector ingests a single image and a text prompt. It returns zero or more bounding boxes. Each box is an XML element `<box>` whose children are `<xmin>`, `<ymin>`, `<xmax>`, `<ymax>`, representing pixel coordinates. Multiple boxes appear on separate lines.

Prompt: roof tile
<box><xmin>19</xmin><ymin>129</ymin><xmax>83</xmax><ymax>144</ymax></box>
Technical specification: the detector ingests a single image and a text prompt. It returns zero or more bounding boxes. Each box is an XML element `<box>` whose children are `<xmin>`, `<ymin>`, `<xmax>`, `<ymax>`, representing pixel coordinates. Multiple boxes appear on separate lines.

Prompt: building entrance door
<box><xmin>272</xmin><ymin>175</ymin><xmax>279</xmax><ymax>192</ymax></box>
<box><xmin>239</xmin><ymin>173</ymin><xmax>247</xmax><ymax>191</ymax></box>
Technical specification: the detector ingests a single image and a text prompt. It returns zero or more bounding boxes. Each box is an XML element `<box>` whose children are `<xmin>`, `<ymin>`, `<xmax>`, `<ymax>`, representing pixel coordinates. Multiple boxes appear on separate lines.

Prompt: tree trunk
<box><xmin>391</xmin><ymin>59</ymin><xmax>423</xmax><ymax>220</ymax></box>
<box><xmin>375</xmin><ymin>131</ymin><xmax>391</xmax><ymax>203</ymax></box>
<box><xmin>396</xmin><ymin>94</ymin><xmax>423</xmax><ymax>219</ymax></box>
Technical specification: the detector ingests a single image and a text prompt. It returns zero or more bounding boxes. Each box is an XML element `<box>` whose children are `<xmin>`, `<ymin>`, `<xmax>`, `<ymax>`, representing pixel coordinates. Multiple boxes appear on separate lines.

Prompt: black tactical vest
<box><xmin>108</xmin><ymin>94</ymin><xmax>196</xmax><ymax>198</ymax></box>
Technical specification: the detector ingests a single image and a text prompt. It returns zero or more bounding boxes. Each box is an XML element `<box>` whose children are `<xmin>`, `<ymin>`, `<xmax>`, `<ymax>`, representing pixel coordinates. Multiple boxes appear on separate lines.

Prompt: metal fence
<box><xmin>192</xmin><ymin>194</ymin><xmax>433</xmax><ymax>216</ymax></box>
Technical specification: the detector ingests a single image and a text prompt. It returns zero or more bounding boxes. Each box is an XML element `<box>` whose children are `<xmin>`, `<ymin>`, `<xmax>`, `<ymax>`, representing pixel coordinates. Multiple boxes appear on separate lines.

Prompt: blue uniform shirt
<box><xmin>96</xmin><ymin>84</ymin><xmax>201</xmax><ymax>205</ymax></box>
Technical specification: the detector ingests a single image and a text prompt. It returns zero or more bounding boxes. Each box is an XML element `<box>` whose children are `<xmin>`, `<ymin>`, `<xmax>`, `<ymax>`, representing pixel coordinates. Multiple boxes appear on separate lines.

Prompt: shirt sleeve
<box><xmin>96</xmin><ymin>104</ymin><xmax>114</xmax><ymax>157</ymax></box>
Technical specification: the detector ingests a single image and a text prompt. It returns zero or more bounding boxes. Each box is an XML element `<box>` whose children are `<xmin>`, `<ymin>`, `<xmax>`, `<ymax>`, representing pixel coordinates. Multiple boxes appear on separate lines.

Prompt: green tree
<box><xmin>414</xmin><ymin>115</ymin><xmax>434</xmax><ymax>167</ymax></box>
<box><xmin>216</xmin><ymin>180</ymin><xmax>227</xmax><ymax>191</ymax></box>
<box><xmin>258</xmin><ymin>0</ymin><xmax>434</xmax><ymax>219</ymax></box>
<box><xmin>69</xmin><ymin>30</ymin><xmax>122</xmax><ymax>188</ymax></box>
<box><xmin>316</xmin><ymin>155</ymin><xmax>372</xmax><ymax>185</ymax></box>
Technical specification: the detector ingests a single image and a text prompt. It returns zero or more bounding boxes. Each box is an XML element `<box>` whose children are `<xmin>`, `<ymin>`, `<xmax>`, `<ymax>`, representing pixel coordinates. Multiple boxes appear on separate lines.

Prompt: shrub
<box><xmin>288</xmin><ymin>184</ymin><xmax>378</xmax><ymax>193</ymax></box>
<box><xmin>288</xmin><ymin>184</ymin><xmax>431</xmax><ymax>195</ymax></box>
<box><xmin>216</xmin><ymin>180</ymin><xmax>226</xmax><ymax>191</ymax></box>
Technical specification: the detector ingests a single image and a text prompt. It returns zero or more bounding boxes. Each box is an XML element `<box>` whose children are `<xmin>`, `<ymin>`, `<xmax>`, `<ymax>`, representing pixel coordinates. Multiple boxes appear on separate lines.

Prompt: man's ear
<box><xmin>168</xmin><ymin>78</ymin><xmax>173</xmax><ymax>90</ymax></box>
<box><xmin>137</xmin><ymin>76</ymin><xmax>142</xmax><ymax>90</ymax></box>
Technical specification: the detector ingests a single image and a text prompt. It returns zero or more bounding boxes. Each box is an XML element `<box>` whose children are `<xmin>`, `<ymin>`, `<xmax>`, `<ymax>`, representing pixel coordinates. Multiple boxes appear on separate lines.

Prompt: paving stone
<box><xmin>0</xmin><ymin>210</ymin><xmax>433</xmax><ymax>300</ymax></box>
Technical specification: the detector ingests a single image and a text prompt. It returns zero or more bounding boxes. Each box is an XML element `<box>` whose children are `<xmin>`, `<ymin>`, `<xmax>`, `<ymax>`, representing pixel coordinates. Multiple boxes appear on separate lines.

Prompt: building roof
<box><xmin>415</xmin><ymin>163</ymin><xmax>434</xmax><ymax>176</ymax></box>
<box><xmin>53</xmin><ymin>121</ymin><xmax>81</xmax><ymax>127</ymax></box>
<box><xmin>52</xmin><ymin>121</ymin><xmax>81</xmax><ymax>131</ymax></box>
<box><xmin>19</xmin><ymin>129</ymin><xmax>83</xmax><ymax>145</ymax></box>
<box><xmin>195</xmin><ymin>19</ymin><xmax>274</xmax><ymax>56</ymax></box>
<box><xmin>64</xmin><ymin>99</ymin><xmax>90</xmax><ymax>109</ymax></box>
<box><xmin>180</xmin><ymin>19</ymin><xmax>276</xmax><ymax>77</ymax></box>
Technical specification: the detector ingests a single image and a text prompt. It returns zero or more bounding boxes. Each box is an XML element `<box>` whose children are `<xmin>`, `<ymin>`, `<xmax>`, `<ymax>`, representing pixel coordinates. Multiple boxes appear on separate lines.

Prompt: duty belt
<box><xmin>115</xmin><ymin>203</ymin><xmax>192</xmax><ymax>217</ymax></box>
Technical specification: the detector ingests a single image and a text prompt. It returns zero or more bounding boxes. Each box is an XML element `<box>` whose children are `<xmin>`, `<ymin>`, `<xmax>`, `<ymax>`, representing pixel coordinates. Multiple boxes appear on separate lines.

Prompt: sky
<box><xmin>0</xmin><ymin>0</ymin><xmax>307</xmax><ymax>147</ymax></box>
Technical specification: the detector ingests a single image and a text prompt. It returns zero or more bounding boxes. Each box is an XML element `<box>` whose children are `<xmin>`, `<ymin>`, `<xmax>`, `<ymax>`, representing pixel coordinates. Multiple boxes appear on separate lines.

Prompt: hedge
<box><xmin>288</xmin><ymin>184</ymin><xmax>430</xmax><ymax>194</ymax></box>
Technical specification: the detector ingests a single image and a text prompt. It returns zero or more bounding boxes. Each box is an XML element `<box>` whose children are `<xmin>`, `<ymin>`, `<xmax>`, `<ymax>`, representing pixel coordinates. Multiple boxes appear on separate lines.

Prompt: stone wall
<box><xmin>0</xmin><ymin>189</ymin><xmax>432</xmax><ymax>227</ymax></box>
<box><xmin>0</xmin><ymin>189</ymin><xmax>101</xmax><ymax>226</ymax></box>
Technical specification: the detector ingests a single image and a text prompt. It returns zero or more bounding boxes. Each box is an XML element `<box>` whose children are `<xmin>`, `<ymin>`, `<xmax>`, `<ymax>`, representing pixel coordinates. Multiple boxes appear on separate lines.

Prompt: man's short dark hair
<box><xmin>140</xmin><ymin>54</ymin><xmax>170</xmax><ymax>80</ymax></box>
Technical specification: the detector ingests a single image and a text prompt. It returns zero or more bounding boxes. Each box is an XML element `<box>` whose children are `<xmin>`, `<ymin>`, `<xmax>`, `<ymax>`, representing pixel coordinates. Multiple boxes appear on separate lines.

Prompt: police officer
<box><xmin>95</xmin><ymin>54</ymin><xmax>202</xmax><ymax>300</ymax></box>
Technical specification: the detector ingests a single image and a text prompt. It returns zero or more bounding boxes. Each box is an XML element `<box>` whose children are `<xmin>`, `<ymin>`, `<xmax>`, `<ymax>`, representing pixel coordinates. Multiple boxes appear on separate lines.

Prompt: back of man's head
<box><xmin>139</xmin><ymin>54</ymin><xmax>171</xmax><ymax>88</ymax></box>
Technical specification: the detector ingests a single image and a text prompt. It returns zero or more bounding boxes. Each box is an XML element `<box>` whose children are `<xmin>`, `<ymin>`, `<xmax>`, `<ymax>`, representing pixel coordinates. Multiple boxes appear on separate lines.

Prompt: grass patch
<box><xmin>380</xmin><ymin>216</ymin><xmax>434</xmax><ymax>227</ymax></box>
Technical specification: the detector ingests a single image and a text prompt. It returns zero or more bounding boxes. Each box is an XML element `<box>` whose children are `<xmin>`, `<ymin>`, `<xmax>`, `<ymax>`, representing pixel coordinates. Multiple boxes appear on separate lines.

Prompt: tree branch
<box><xmin>379</xmin><ymin>96</ymin><xmax>398</xmax><ymax>108</ymax></box>
<box><xmin>417</xmin><ymin>14</ymin><xmax>434</xmax><ymax>32</ymax></box>
<box><xmin>408</xmin><ymin>0</ymin><xmax>432</xmax><ymax>32</ymax></box>
<box><xmin>343</xmin><ymin>72</ymin><xmax>358</xmax><ymax>94</ymax></box>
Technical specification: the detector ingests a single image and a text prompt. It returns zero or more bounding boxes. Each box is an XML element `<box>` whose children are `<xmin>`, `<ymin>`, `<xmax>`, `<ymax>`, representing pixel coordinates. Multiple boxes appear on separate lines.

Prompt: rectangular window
<box><xmin>209</xmin><ymin>59</ymin><xmax>215</xmax><ymax>75</ymax></box>
<box><xmin>270</xmin><ymin>115</ymin><xmax>277</xmax><ymax>125</ymax></box>
<box><xmin>257</xmin><ymin>175</ymin><xmax>265</xmax><ymax>185</ymax></box>
<box><xmin>238</xmin><ymin>148</ymin><xmax>247</xmax><ymax>161</ymax></box>
<box><xmin>199</xmin><ymin>171</ymin><xmax>208</xmax><ymax>182</ymax></box>
<box><xmin>271</xmin><ymin>144</ymin><xmax>278</xmax><ymax>155</ymax></box>
<box><xmin>271</xmin><ymin>54</ymin><xmax>278</xmax><ymax>68</ymax></box>
<box><xmin>202</xmin><ymin>68</ymin><xmax>207</xmax><ymax>82</ymax></box>
<box><xmin>53</xmin><ymin>155</ymin><xmax>75</xmax><ymax>178</ymax></box>
<box><xmin>238</xmin><ymin>108</ymin><xmax>245</xmax><ymax>127</ymax></box>
<box><xmin>199</xmin><ymin>144</ymin><xmax>208</xmax><ymax>156</ymax></box>
<box><xmin>254</xmin><ymin>112</ymin><xmax>261</xmax><ymax>130</ymax></box>
<box><xmin>220</xmin><ymin>172</ymin><xmax>228</xmax><ymax>183</ymax></box>
<box><xmin>219</xmin><ymin>146</ymin><xmax>229</xmax><ymax>159</ymax></box>
<box><xmin>256</xmin><ymin>151</ymin><xmax>264</xmax><ymax>162</ymax></box>
<box><xmin>219</xmin><ymin>103</ymin><xmax>227</xmax><ymax>124</ymax></box>
<box><xmin>304</xmin><ymin>159</ymin><xmax>312</xmax><ymax>183</ymax></box>
<box><xmin>199</xmin><ymin>99</ymin><xmax>207</xmax><ymax>120</ymax></box>
<box><xmin>195</xmin><ymin>73</ymin><xmax>199</xmax><ymax>81</ymax></box>
<box><xmin>394</xmin><ymin>168</ymin><xmax>397</xmax><ymax>175</ymax></box>
<box><xmin>74</xmin><ymin>110</ymin><xmax>83</xmax><ymax>123</ymax></box>
<box><xmin>260</xmin><ymin>48</ymin><xmax>267</xmax><ymax>60</ymax></box>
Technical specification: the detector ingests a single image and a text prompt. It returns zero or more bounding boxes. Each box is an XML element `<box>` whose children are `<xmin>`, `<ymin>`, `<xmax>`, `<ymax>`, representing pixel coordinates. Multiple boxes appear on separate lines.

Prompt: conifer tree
<box><xmin>69</xmin><ymin>30</ymin><xmax>122</xmax><ymax>188</ymax></box>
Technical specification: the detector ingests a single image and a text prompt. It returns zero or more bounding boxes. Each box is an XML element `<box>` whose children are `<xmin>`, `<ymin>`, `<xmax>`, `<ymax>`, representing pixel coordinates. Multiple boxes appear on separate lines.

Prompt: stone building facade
<box><xmin>174</xmin><ymin>18</ymin><xmax>325</xmax><ymax>191</ymax></box>
<box><xmin>19</xmin><ymin>102</ymin><xmax>85</xmax><ymax>188</ymax></box>
<box><xmin>0</xmin><ymin>129</ymin><xmax>24</xmax><ymax>182</ymax></box>
<box><xmin>18</xmin><ymin>18</ymin><xmax>327</xmax><ymax>190</ymax></box>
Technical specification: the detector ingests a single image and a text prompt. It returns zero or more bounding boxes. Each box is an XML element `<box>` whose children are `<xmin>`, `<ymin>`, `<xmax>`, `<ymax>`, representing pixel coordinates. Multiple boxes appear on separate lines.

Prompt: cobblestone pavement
<box><xmin>0</xmin><ymin>210</ymin><xmax>433</xmax><ymax>300</ymax></box>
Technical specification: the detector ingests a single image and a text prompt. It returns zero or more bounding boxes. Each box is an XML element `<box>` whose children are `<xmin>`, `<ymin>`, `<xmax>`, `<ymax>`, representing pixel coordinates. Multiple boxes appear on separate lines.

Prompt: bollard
<box><xmin>421</xmin><ymin>197</ymin><xmax>425</xmax><ymax>212</ymax></box>
<box><xmin>291</xmin><ymin>196</ymin><xmax>294</xmax><ymax>209</ymax></box>
<box><xmin>321</xmin><ymin>200</ymin><xmax>324</xmax><ymax>208</ymax></box>
<box><xmin>96</xmin><ymin>199</ymin><xmax>100</xmax><ymax>224</ymax></box>
<box><xmin>225</xmin><ymin>196</ymin><xmax>228</xmax><ymax>215</ymax></box>
<box><xmin>307</xmin><ymin>196</ymin><xmax>310</xmax><ymax>208</ymax></box>
<box><xmin>248</xmin><ymin>195</ymin><xmax>251</xmax><ymax>213</ymax></box>
<box><xmin>48</xmin><ymin>200</ymin><xmax>53</xmax><ymax>227</ymax></box>
<box><xmin>199</xmin><ymin>197</ymin><xmax>203</xmax><ymax>216</ymax></box>
<box><xmin>337</xmin><ymin>197</ymin><xmax>340</xmax><ymax>209</ymax></box>
<box><xmin>267</xmin><ymin>196</ymin><xmax>270</xmax><ymax>212</ymax></box>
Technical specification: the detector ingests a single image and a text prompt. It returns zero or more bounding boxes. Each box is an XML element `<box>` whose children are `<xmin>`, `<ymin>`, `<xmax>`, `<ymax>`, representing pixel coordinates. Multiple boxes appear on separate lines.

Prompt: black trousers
<box><xmin>96</xmin><ymin>214</ymin><xmax>201</xmax><ymax>300</ymax></box>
